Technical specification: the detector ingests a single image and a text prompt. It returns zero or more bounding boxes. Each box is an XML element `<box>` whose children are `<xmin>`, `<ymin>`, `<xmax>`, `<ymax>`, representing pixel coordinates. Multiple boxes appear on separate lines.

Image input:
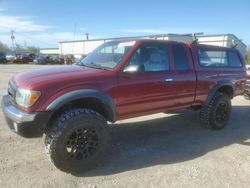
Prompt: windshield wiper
<box><xmin>84</xmin><ymin>62</ymin><xmax>111</xmax><ymax>70</ymax></box>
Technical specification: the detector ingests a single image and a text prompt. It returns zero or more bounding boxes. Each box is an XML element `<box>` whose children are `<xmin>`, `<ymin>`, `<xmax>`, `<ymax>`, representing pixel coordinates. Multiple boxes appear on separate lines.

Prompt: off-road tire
<box><xmin>44</xmin><ymin>108</ymin><xmax>108</xmax><ymax>173</ymax></box>
<box><xmin>200</xmin><ymin>92</ymin><xmax>231</xmax><ymax>130</ymax></box>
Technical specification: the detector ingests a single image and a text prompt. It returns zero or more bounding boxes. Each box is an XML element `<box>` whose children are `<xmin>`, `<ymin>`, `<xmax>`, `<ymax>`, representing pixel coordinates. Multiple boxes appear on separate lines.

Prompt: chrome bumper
<box><xmin>1</xmin><ymin>93</ymin><xmax>37</xmax><ymax>123</ymax></box>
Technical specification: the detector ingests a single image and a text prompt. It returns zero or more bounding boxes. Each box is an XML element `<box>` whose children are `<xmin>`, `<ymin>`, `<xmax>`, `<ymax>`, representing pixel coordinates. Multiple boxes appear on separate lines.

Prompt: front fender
<box><xmin>46</xmin><ymin>89</ymin><xmax>116</xmax><ymax>122</ymax></box>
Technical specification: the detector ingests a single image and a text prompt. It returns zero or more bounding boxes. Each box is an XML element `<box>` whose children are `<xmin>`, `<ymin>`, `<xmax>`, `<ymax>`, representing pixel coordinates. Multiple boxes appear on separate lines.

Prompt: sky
<box><xmin>0</xmin><ymin>0</ymin><xmax>249</xmax><ymax>48</ymax></box>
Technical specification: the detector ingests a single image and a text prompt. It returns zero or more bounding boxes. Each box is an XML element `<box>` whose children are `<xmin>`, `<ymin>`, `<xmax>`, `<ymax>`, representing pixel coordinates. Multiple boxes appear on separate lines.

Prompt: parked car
<box><xmin>6</xmin><ymin>53</ymin><xmax>16</xmax><ymax>62</ymax></box>
<box><xmin>246</xmin><ymin>66</ymin><xmax>250</xmax><ymax>77</ymax></box>
<box><xmin>50</xmin><ymin>55</ymin><xmax>64</xmax><ymax>64</ymax></box>
<box><xmin>0</xmin><ymin>52</ymin><xmax>7</xmax><ymax>64</ymax></box>
<box><xmin>64</xmin><ymin>54</ymin><xmax>75</xmax><ymax>64</ymax></box>
<box><xmin>33</xmin><ymin>55</ymin><xmax>50</xmax><ymax>64</ymax></box>
<box><xmin>14</xmin><ymin>53</ymin><xmax>35</xmax><ymax>64</ymax></box>
<box><xmin>244</xmin><ymin>66</ymin><xmax>250</xmax><ymax>99</ymax></box>
<box><xmin>1</xmin><ymin>39</ymin><xmax>246</xmax><ymax>173</ymax></box>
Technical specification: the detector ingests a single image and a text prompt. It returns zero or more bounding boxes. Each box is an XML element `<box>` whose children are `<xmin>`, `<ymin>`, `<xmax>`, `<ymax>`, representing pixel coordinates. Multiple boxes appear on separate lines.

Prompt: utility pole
<box><xmin>11</xmin><ymin>30</ymin><xmax>15</xmax><ymax>51</ymax></box>
<box><xmin>72</xmin><ymin>23</ymin><xmax>77</xmax><ymax>54</ymax></box>
<box><xmin>85</xmin><ymin>33</ymin><xmax>89</xmax><ymax>40</ymax></box>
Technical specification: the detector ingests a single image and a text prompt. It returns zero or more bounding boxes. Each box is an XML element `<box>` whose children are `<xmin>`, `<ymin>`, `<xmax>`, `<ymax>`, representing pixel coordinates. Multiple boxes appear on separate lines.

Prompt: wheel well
<box><xmin>45</xmin><ymin>98</ymin><xmax>112</xmax><ymax>132</ymax></box>
<box><xmin>217</xmin><ymin>85</ymin><xmax>234</xmax><ymax>98</ymax></box>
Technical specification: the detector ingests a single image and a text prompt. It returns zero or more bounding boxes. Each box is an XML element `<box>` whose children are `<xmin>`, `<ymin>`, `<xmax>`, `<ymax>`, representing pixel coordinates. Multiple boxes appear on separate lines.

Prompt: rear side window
<box><xmin>172</xmin><ymin>44</ymin><xmax>190</xmax><ymax>71</ymax></box>
<box><xmin>228</xmin><ymin>51</ymin><xmax>242</xmax><ymax>67</ymax></box>
<box><xmin>198</xmin><ymin>49</ymin><xmax>228</xmax><ymax>67</ymax></box>
<box><xmin>198</xmin><ymin>48</ymin><xmax>242</xmax><ymax>68</ymax></box>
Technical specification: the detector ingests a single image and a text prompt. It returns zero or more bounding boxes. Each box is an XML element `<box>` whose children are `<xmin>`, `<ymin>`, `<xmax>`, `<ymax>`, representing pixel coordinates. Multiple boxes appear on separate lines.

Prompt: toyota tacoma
<box><xmin>1</xmin><ymin>39</ymin><xmax>246</xmax><ymax>173</ymax></box>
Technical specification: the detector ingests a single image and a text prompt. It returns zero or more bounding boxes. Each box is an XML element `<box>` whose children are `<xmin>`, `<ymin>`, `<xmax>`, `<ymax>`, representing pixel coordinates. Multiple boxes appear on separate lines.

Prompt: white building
<box><xmin>58</xmin><ymin>34</ymin><xmax>194</xmax><ymax>58</ymax></box>
<box><xmin>41</xmin><ymin>33</ymin><xmax>247</xmax><ymax>58</ymax></box>
<box><xmin>196</xmin><ymin>34</ymin><xmax>247</xmax><ymax>57</ymax></box>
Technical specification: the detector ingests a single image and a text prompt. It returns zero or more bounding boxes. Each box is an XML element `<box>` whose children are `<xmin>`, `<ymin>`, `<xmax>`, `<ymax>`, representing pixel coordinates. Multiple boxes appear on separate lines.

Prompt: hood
<box><xmin>13</xmin><ymin>65</ymin><xmax>110</xmax><ymax>89</ymax></box>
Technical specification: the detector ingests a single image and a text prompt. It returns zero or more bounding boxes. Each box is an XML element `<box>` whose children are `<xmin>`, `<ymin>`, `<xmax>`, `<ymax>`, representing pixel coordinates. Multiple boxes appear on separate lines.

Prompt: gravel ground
<box><xmin>1</xmin><ymin>64</ymin><xmax>250</xmax><ymax>188</ymax></box>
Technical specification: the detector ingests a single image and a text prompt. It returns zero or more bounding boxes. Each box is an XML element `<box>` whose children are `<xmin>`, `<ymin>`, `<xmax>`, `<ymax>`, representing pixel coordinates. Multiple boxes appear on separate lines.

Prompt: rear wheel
<box><xmin>45</xmin><ymin>108</ymin><xmax>108</xmax><ymax>173</ymax></box>
<box><xmin>200</xmin><ymin>92</ymin><xmax>231</xmax><ymax>129</ymax></box>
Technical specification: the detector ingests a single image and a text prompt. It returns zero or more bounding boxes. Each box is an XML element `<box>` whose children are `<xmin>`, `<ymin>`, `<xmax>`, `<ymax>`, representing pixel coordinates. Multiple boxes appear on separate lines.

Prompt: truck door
<box><xmin>169</xmin><ymin>43</ymin><xmax>197</xmax><ymax>107</ymax></box>
<box><xmin>115</xmin><ymin>41</ymin><xmax>177</xmax><ymax>118</ymax></box>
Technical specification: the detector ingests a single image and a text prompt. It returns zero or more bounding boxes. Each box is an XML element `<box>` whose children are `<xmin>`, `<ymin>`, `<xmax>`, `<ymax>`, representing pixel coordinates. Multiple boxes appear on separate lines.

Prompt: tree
<box><xmin>246</xmin><ymin>47</ymin><xmax>250</xmax><ymax>65</ymax></box>
<box><xmin>0</xmin><ymin>41</ymin><xmax>40</xmax><ymax>54</ymax></box>
<box><xmin>26</xmin><ymin>46</ymin><xmax>40</xmax><ymax>54</ymax></box>
<box><xmin>0</xmin><ymin>41</ymin><xmax>10</xmax><ymax>52</ymax></box>
<box><xmin>15</xmin><ymin>43</ymin><xmax>25</xmax><ymax>53</ymax></box>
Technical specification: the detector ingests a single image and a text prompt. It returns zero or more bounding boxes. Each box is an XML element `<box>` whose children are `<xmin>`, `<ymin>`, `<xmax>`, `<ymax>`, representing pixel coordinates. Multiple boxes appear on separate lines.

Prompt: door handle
<box><xmin>165</xmin><ymin>78</ymin><xmax>174</xmax><ymax>82</ymax></box>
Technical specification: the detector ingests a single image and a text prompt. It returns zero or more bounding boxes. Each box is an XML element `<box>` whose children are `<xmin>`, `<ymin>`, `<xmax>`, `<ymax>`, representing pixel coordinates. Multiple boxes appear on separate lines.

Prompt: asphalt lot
<box><xmin>1</xmin><ymin>64</ymin><xmax>250</xmax><ymax>188</ymax></box>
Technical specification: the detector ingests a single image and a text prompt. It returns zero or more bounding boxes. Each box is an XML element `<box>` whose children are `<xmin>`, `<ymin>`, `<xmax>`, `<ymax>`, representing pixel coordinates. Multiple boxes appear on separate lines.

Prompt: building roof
<box><xmin>40</xmin><ymin>48</ymin><xmax>59</xmax><ymax>50</ymax></box>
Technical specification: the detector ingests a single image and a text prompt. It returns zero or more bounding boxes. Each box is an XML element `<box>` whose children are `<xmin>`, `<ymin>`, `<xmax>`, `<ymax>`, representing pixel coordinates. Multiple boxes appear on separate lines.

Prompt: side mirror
<box><xmin>123</xmin><ymin>64</ymin><xmax>144</xmax><ymax>73</ymax></box>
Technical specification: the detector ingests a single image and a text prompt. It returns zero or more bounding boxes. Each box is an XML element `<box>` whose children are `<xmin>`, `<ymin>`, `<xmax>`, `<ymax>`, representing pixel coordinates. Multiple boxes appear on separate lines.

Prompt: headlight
<box><xmin>15</xmin><ymin>88</ymin><xmax>41</xmax><ymax>108</ymax></box>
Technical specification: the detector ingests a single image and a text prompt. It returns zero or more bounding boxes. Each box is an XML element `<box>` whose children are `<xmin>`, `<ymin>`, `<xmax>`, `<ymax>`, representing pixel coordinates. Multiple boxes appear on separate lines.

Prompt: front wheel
<box><xmin>44</xmin><ymin>108</ymin><xmax>108</xmax><ymax>173</ymax></box>
<box><xmin>200</xmin><ymin>92</ymin><xmax>232</xmax><ymax>130</ymax></box>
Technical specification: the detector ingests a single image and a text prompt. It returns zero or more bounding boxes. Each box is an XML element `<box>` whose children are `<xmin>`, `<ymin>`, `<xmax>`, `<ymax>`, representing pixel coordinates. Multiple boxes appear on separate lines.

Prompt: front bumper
<box><xmin>1</xmin><ymin>93</ymin><xmax>51</xmax><ymax>138</ymax></box>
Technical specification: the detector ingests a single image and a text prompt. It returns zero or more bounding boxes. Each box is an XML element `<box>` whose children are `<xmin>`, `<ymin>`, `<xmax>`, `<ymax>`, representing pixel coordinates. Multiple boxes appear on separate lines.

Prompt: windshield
<box><xmin>78</xmin><ymin>41</ymin><xmax>135</xmax><ymax>69</ymax></box>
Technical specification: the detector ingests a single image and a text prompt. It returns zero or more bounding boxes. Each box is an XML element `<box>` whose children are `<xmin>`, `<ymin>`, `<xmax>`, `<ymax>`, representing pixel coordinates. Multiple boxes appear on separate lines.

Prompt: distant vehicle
<box><xmin>0</xmin><ymin>52</ymin><xmax>7</xmax><ymax>64</ymax></box>
<box><xmin>50</xmin><ymin>55</ymin><xmax>64</xmax><ymax>64</ymax></box>
<box><xmin>33</xmin><ymin>55</ymin><xmax>50</xmax><ymax>64</ymax></box>
<box><xmin>64</xmin><ymin>54</ymin><xmax>75</xmax><ymax>65</ymax></box>
<box><xmin>14</xmin><ymin>53</ymin><xmax>35</xmax><ymax>64</ymax></box>
<box><xmin>6</xmin><ymin>53</ymin><xmax>16</xmax><ymax>62</ymax></box>
<box><xmin>33</xmin><ymin>55</ymin><xmax>64</xmax><ymax>65</ymax></box>
<box><xmin>81</xmin><ymin>54</ymin><xmax>87</xmax><ymax>59</ymax></box>
<box><xmin>244</xmin><ymin>66</ymin><xmax>250</xmax><ymax>100</ymax></box>
<box><xmin>246</xmin><ymin>66</ymin><xmax>250</xmax><ymax>77</ymax></box>
<box><xmin>246</xmin><ymin>64</ymin><xmax>250</xmax><ymax>71</ymax></box>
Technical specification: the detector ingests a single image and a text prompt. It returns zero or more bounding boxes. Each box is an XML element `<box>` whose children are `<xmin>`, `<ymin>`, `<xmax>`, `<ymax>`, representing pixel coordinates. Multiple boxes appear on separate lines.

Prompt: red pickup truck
<box><xmin>1</xmin><ymin>39</ymin><xmax>246</xmax><ymax>173</ymax></box>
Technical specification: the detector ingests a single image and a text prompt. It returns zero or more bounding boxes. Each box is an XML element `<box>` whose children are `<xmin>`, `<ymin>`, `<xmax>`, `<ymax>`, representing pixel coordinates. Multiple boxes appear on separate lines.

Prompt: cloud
<box><xmin>0</xmin><ymin>14</ymin><xmax>50</xmax><ymax>32</ymax></box>
<box><xmin>0</xmin><ymin>12</ymin><xmax>90</xmax><ymax>47</ymax></box>
<box><xmin>0</xmin><ymin>12</ymin><xmax>61</xmax><ymax>47</ymax></box>
<box><xmin>0</xmin><ymin>31</ymin><xmax>85</xmax><ymax>47</ymax></box>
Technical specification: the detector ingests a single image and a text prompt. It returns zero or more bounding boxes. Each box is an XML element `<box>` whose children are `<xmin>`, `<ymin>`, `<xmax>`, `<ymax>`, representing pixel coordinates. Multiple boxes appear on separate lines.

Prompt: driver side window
<box><xmin>129</xmin><ymin>44</ymin><xmax>169</xmax><ymax>72</ymax></box>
